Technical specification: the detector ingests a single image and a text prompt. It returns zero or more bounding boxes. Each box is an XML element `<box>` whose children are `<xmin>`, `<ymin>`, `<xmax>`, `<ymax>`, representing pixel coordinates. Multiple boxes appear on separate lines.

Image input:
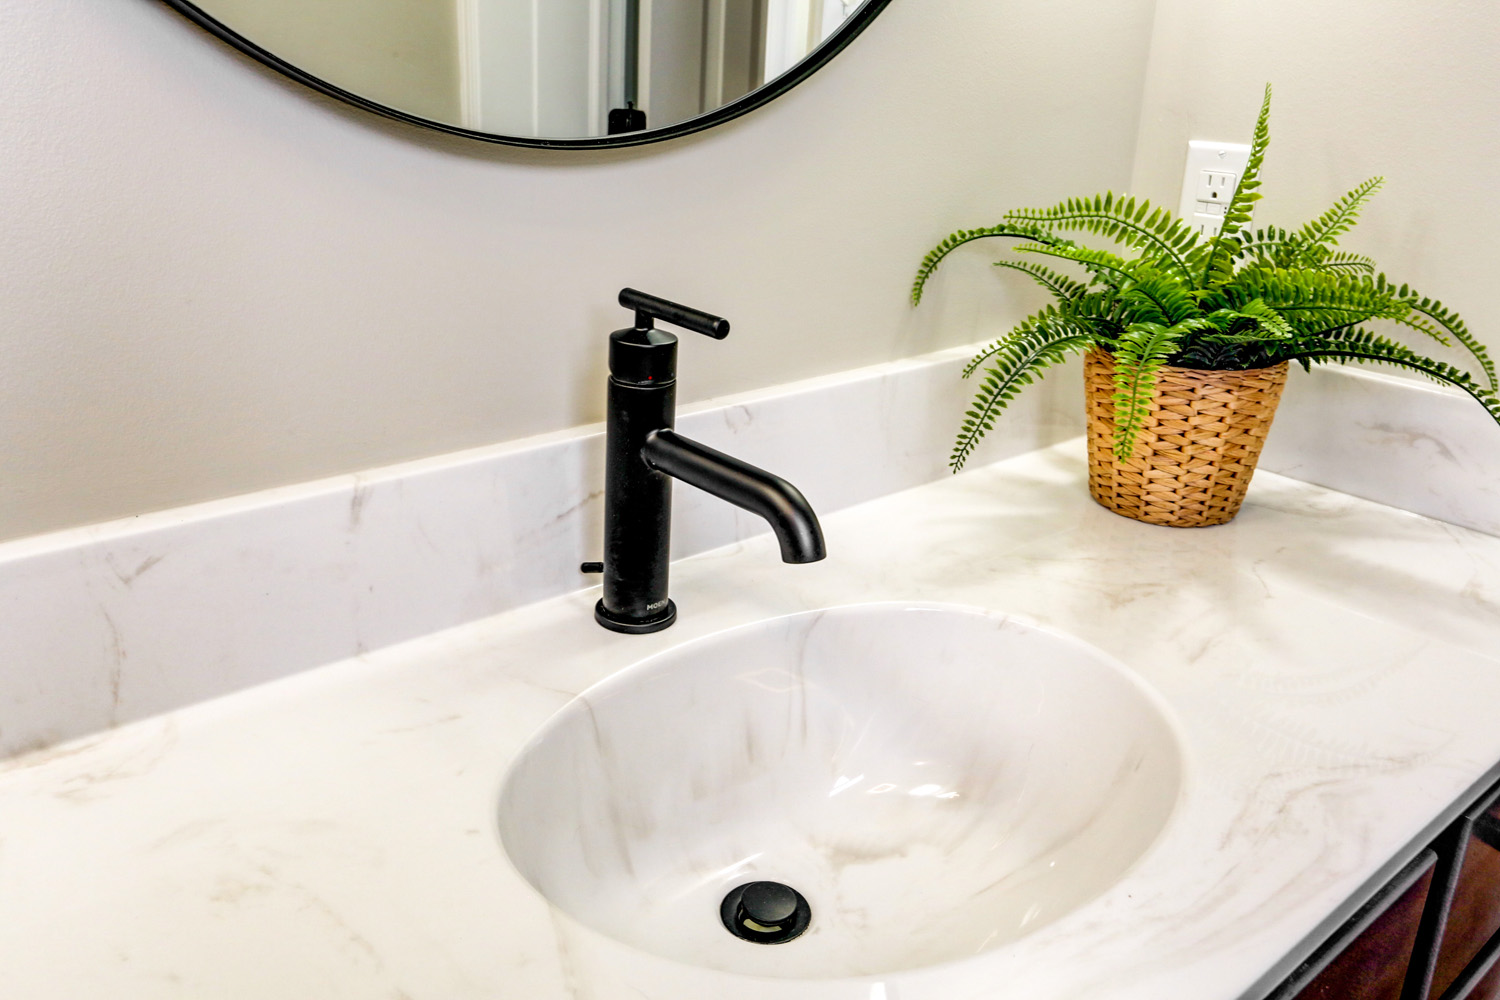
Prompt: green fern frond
<box><xmin>991</xmin><ymin>260</ymin><xmax>1089</xmax><ymax>301</ymax></box>
<box><xmin>1118</xmin><ymin>269</ymin><xmax>1200</xmax><ymax>326</ymax></box>
<box><xmin>1236</xmin><ymin>230</ymin><xmax>1375</xmax><ymax>276</ymax></box>
<box><xmin>959</xmin><ymin>304</ymin><xmax>1090</xmax><ymax>378</ymax></box>
<box><xmin>1235</xmin><ymin>226</ymin><xmax>1296</xmax><ymax>265</ymax></box>
<box><xmin>960</xmin><ymin>342</ymin><xmax>1006</xmax><ymax>380</ymax></box>
<box><xmin>1287</xmin><ymin>177</ymin><xmax>1385</xmax><ymax>264</ymax></box>
<box><xmin>1391</xmin><ymin>285</ymin><xmax>1497</xmax><ymax>391</ymax></box>
<box><xmin>1195</xmin><ymin>300</ymin><xmax>1296</xmax><ymax>345</ymax></box>
<box><xmin>1310</xmin><ymin>250</ymin><xmax>1377</xmax><ymax>274</ymax></box>
<box><xmin>1110</xmin><ymin>322</ymin><xmax>1186</xmax><ymax>460</ymax></box>
<box><xmin>1222</xmin><ymin>84</ymin><xmax>1273</xmax><ymax>243</ymax></box>
<box><xmin>1215</xmin><ymin>268</ymin><xmax>1408</xmax><ymax>332</ymax></box>
<box><xmin>1350</xmin><ymin>273</ymin><xmax>1449</xmax><ymax>348</ymax></box>
<box><xmin>1289</xmin><ymin>329</ymin><xmax>1500</xmax><ymax>426</ymax></box>
<box><xmin>952</xmin><ymin>316</ymin><xmax>1093</xmax><ymax>471</ymax></box>
<box><xmin>1197</xmin><ymin>84</ymin><xmax>1273</xmax><ymax>287</ymax></box>
<box><xmin>911</xmin><ymin>222</ymin><xmax>1056</xmax><ymax>305</ymax></box>
<box><xmin>1233</xmin><ymin>298</ymin><xmax>1295</xmax><ymax>340</ymax></box>
<box><xmin>1065</xmin><ymin>290</ymin><xmax>1132</xmax><ymax>345</ymax></box>
<box><xmin>1012</xmin><ymin>241</ymin><xmax>1136</xmax><ymax>288</ymax></box>
<box><xmin>1005</xmin><ymin>193</ymin><xmax>1200</xmax><ymax>279</ymax></box>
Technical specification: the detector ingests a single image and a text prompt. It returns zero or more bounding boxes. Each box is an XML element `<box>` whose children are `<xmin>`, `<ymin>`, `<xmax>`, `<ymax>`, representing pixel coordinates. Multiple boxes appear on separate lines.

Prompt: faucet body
<box><xmin>590</xmin><ymin>289</ymin><xmax>825</xmax><ymax>634</ymax></box>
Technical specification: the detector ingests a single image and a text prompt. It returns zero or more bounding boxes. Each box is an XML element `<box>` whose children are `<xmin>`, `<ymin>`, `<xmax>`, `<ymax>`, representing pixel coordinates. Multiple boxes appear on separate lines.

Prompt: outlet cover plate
<box><xmin>1179</xmin><ymin>140</ymin><xmax>1251</xmax><ymax>237</ymax></box>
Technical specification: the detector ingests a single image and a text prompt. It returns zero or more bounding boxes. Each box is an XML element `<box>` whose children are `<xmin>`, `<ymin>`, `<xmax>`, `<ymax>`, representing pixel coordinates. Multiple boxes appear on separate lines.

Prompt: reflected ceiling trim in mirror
<box><xmin>160</xmin><ymin>0</ymin><xmax>894</xmax><ymax>150</ymax></box>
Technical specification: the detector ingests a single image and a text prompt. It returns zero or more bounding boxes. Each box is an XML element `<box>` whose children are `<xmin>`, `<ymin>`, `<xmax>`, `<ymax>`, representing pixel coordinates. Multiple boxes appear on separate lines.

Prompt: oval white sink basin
<box><xmin>498</xmin><ymin>603</ymin><xmax>1183</xmax><ymax>978</ymax></box>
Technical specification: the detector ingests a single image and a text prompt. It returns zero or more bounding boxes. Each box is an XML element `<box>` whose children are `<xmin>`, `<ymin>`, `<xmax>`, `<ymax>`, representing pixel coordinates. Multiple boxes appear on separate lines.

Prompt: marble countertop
<box><xmin>3</xmin><ymin>440</ymin><xmax>1499</xmax><ymax>1000</ymax></box>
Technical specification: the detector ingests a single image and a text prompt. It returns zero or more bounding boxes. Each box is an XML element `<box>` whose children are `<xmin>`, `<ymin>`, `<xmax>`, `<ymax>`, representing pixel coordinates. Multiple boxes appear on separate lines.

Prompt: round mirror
<box><xmin>163</xmin><ymin>0</ymin><xmax>892</xmax><ymax>148</ymax></box>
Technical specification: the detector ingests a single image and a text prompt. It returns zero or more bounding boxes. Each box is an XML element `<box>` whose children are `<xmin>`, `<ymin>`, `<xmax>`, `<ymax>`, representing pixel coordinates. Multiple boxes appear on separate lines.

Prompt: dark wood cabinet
<box><xmin>1273</xmin><ymin>851</ymin><xmax>1436</xmax><ymax>1000</ymax></box>
<box><xmin>1426</xmin><ymin>791</ymin><xmax>1500</xmax><ymax>1000</ymax></box>
<box><xmin>1267</xmin><ymin>773</ymin><xmax>1500</xmax><ymax>1000</ymax></box>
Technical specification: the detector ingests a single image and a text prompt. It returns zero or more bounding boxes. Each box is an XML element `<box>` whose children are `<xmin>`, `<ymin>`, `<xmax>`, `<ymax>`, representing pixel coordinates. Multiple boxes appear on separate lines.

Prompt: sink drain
<box><xmin>720</xmin><ymin>881</ymin><xmax>811</xmax><ymax>944</ymax></box>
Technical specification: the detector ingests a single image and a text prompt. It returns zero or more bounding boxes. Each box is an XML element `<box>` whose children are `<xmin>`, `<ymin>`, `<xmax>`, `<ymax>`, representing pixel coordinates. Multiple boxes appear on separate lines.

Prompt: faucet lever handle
<box><xmin>619</xmin><ymin>288</ymin><xmax>730</xmax><ymax>340</ymax></box>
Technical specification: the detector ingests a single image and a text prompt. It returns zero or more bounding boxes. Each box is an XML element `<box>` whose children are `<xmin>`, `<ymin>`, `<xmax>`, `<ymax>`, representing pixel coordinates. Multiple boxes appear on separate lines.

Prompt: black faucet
<box><xmin>581</xmin><ymin>289</ymin><xmax>825</xmax><ymax>634</ymax></box>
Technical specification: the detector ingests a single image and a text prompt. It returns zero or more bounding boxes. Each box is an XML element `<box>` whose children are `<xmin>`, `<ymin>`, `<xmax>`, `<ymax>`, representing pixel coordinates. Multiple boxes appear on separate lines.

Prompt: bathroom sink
<box><xmin>497</xmin><ymin>603</ymin><xmax>1183</xmax><ymax>978</ymax></box>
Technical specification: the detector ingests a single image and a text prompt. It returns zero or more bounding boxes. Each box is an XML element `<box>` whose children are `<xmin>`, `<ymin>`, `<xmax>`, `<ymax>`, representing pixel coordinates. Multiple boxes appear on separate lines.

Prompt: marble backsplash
<box><xmin>0</xmin><ymin>345</ymin><xmax>1079</xmax><ymax>758</ymax></box>
<box><xmin>1260</xmin><ymin>364</ymin><xmax>1500</xmax><ymax>537</ymax></box>
<box><xmin>0</xmin><ymin>349</ymin><xmax>1493</xmax><ymax>761</ymax></box>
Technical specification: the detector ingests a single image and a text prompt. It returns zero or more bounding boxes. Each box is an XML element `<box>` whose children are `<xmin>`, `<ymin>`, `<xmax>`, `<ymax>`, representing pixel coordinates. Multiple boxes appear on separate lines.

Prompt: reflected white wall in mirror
<box><xmin>196</xmin><ymin>0</ymin><xmax>862</xmax><ymax>140</ymax></box>
<box><xmin>206</xmin><ymin>0</ymin><xmax>464</xmax><ymax>122</ymax></box>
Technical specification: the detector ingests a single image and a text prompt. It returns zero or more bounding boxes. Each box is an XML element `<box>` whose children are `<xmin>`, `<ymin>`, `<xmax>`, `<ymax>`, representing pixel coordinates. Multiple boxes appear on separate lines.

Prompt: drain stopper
<box><xmin>742</xmin><ymin>882</ymin><xmax>797</xmax><ymax>925</ymax></box>
<box><xmin>721</xmin><ymin>881</ymin><xmax>811</xmax><ymax>944</ymax></box>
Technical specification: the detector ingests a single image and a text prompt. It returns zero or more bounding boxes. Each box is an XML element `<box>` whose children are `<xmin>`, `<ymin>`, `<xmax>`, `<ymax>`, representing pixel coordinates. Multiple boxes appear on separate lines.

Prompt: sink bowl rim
<box><xmin>502</xmin><ymin>599</ymin><xmax>1190</xmax><ymax>764</ymax></box>
<box><xmin>494</xmin><ymin>599</ymin><xmax>1194</xmax><ymax>982</ymax></box>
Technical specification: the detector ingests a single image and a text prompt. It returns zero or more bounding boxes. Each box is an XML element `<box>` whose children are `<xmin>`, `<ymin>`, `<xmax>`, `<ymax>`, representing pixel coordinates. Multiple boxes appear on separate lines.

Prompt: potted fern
<box><xmin>912</xmin><ymin>86</ymin><xmax>1500</xmax><ymax>527</ymax></box>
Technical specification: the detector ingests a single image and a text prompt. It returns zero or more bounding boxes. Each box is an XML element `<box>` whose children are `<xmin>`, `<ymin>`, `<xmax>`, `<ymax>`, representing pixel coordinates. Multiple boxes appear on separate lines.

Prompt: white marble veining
<box><xmin>0</xmin><ymin>344</ymin><xmax>1080</xmax><ymax>758</ymax></box>
<box><xmin>1262</xmin><ymin>363</ymin><xmax>1500</xmax><ymax>537</ymax></box>
<box><xmin>499</xmin><ymin>604</ymin><xmax>1182</xmax><ymax>978</ymax></box>
<box><xmin>1</xmin><ymin>440</ymin><xmax>1499</xmax><ymax>1000</ymax></box>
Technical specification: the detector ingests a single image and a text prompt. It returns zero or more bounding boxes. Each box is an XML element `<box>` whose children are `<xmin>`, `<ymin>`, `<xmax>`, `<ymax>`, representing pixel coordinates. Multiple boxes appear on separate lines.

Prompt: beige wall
<box><xmin>199</xmin><ymin>0</ymin><xmax>460</xmax><ymax>123</ymax></box>
<box><xmin>1131</xmin><ymin>0</ymin><xmax>1500</xmax><ymax>372</ymax></box>
<box><xmin>0</xmin><ymin>0</ymin><xmax>1156</xmax><ymax>541</ymax></box>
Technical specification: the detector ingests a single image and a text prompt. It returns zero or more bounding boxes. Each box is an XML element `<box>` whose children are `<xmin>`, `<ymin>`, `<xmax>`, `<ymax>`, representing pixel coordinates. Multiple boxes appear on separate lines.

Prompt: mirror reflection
<box><xmin>197</xmin><ymin>0</ymin><xmax>868</xmax><ymax>140</ymax></box>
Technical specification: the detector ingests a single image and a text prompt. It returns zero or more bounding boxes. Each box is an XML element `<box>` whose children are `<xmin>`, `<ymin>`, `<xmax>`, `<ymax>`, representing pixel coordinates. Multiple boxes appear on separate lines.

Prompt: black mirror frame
<box><xmin>160</xmin><ymin>0</ymin><xmax>894</xmax><ymax>149</ymax></box>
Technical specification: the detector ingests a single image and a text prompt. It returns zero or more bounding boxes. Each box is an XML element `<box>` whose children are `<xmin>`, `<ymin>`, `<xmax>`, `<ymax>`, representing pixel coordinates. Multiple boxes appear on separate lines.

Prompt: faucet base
<box><xmin>594</xmin><ymin>599</ymin><xmax>677</xmax><ymax>634</ymax></box>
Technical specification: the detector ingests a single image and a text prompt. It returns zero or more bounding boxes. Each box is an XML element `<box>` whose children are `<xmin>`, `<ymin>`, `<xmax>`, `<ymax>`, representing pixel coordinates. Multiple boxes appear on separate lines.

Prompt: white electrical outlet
<box><xmin>1178</xmin><ymin>140</ymin><xmax>1252</xmax><ymax>237</ymax></box>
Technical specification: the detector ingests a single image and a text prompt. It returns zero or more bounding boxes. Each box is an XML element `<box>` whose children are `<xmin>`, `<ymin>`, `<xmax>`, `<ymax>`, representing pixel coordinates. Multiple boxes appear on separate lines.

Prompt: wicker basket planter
<box><xmin>1083</xmin><ymin>349</ymin><xmax>1289</xmax><ymax>527</ymax></box>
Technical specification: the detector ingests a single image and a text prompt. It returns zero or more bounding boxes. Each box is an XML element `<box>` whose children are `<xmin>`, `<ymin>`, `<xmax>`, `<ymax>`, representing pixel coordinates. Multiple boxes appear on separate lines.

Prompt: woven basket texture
<box><xmin>1084</xmin><ymin>349</ymin><xmax>1288</xmax><ymax>527</ymax></box>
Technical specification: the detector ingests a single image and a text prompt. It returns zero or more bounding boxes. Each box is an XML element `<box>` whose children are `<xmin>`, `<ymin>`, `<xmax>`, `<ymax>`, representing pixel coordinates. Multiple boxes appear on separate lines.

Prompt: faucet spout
<box><xmin>588</xmin><ymin>289</ymin><xmax>826</xmax><ymax>634</ymax></box>
<box><xmin>641</xmin><ymin>430</ymin><xmax>825</xmax><ymax>563</ymax></box>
